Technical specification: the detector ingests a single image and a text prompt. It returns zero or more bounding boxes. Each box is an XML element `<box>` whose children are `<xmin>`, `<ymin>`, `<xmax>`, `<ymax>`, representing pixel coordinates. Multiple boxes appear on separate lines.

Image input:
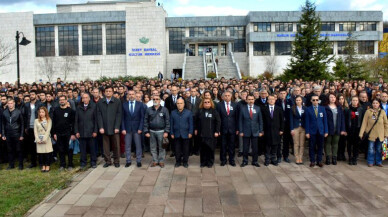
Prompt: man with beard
<box><xmin>53</xmin><ymin>95</ymin><xmax>76</xmax><ymax>171</ymax></box>
<box><xmin>24</xmin><ymin>90</ymin><xmax>42</xmax><ymax>168</ymax></box>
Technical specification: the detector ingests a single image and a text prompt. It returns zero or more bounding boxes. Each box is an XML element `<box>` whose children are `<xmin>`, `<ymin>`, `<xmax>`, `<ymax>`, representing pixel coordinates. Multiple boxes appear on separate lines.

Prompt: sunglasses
<box><xmin>312</xmin><ymin>99</ymin><xmax>319</xmax><ymax>101</ymax></box>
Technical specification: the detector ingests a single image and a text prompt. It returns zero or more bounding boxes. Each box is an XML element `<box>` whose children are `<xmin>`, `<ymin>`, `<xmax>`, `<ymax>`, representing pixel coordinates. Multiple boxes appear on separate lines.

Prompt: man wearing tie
<box><xmin>276</xmin><ymin>88</ymin><xmax>292</xmax><ymax>163</ymax></box>
<box><xmin>121</xmin><ymin>90</ymin><xmax>145</xmax><ymax>168</ymax></box>
<box><xmin>381</xmin><ymin>92</ymin><xmax>388</xmax><ymax>115</ymax></box>
<box><xmin>186</xmin><ymin>88</ymin><xmax>201</xmax><ymax>156</ymax></box>
<box><xmin>239</xmin><ymin>94</ymin><xmax>263</xmax><ymax>167</ymax></box>
<box><xmin>305</xmin><ymin>95</ymin><xmax>328</xmax><ymax>168</ymax></box>
<box><xmin>263</xmin><ymin>95</ymin><xmax>284</xmax><ymax>166</ymax></box>
<box><xmin>165</xmin><ymin>85</ymin><xmax>180</xmax><ymax>157</ymax></box>
<box><xmin>217</xmin><ymin>91</ymin><xmax>239</xmax><ymax>166</ymax></box>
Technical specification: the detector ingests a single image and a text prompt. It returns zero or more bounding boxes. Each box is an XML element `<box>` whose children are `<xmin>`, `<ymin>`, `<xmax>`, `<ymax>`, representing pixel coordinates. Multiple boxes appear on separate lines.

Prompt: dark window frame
<box><xmin>106</xmin><ymin>23</ymin><xmax>126</xmax><ymax>55</ymax></box>
<box><xmin>35</xmin><ymin>26</ymin><xmax>55</xmax><ymax>57</ymax></box>
<box><xmin>253</xmin><ymin>42</ymin><xmax>271</xmax><ymax>56</ymax></box>
<box><xmin>82</xmin><ymin>24</ymin><xmax>102</xmax><ymax>56</ymax></box>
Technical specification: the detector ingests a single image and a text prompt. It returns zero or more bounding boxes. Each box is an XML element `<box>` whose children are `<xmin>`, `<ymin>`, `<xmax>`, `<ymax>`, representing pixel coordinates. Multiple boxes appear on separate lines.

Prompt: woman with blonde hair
<box><xmin>34</xmin><ymin>106</ymin><xmax>53</xmax><ymax>172</ymax></box>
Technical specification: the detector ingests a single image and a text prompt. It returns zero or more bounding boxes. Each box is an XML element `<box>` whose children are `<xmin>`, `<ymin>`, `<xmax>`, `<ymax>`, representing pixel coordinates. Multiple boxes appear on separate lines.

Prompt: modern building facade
<box><xmin>0</xmin><ymin>0</ymin><xmax>384</xmax><ymax>83</ymax></box>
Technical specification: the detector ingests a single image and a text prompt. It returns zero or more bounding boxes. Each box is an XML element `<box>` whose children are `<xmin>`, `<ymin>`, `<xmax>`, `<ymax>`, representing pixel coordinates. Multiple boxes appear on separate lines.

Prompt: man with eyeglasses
<box><xmin>305</xmin><ymin>95</ymin><xmax>328</xmax><ymax>168</ymax></box>
<box><xmin>144</xmin><ymin>95</ymin><xmax>170</xmax><ymax>168</ymax></box>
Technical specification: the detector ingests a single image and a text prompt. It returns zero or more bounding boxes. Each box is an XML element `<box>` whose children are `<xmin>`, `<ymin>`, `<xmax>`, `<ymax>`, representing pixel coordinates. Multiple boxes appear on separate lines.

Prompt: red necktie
<box><xmin>227</xmin><ymin>102</ymin><xmax>230</xmax><ymax>115</ymax></box>
<box><xmin>249</xmin><ymin>106</ymin><xmax>253</xmax><ymax>119</ymax></box>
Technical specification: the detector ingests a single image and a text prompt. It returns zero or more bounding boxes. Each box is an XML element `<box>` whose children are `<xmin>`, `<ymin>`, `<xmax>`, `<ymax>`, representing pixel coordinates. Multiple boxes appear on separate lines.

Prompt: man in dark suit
<box><xmin>121</xmin><ymin>90</ymin><xmax>145</xmax><ymax>168</ymax></box>
<box><xmin>217</xmin><ymin>91</ymin><xmax>239</xmax><ymax>166</ymax></box>
<box><xmin>305</xmin><ymin>94</ymin><xmax>328</xmax><ymax>168</ymax></box>
<box><xmin>97</xmin><ymin>86</ymin><xmax>122</xmax><ymax>168</ymax></box>
<box><xmin>276</xmin><ymin>88</ymin><xmax>292</xmax><ymax>163</ymax></box>
<box><xmin>75</xmin><ymin>93</ymin><xmax>98</xmax><ymax>170</ymax></box>
<box><xmin>186</xmin><ymin>88</ymin><xmax>201</xmax><ymax>156</ymax></box>
<box><xmin>239</xmin><ymin>94</ymin><xmax>263</xmax><ymax>167</ymax></box>
<box><xmin>170</xmin><ymin>98</ymin><xmax>193</xmax><ymax>168</ymax></box>
<box><xmin>23</xmin><ymin>90</ymin><xmax>42</xmax><ymax>168</ymax></box>
<box><xmin>255</xmin><ymin>88</ymin><xmax>268</xmax><ymax>156</ymax></box>
<box><xmin>164</xmin><ymin>85</ymin><xmax>180</xmax><ymax>157</ymax></box>
<box><xmin>263</xmin><ymin>95</ymin><xmax>284</xmax><ymax>166</ymax></box>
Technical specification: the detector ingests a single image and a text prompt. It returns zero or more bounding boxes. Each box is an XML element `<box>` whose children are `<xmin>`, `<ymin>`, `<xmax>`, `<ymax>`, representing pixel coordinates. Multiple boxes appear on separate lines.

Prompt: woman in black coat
<box><xmin>195</xmin><ymin>98</ymin><xmax>221</xmax><ymax>168</ymax></box>
<box><xmin>345</xmin><ymin>96</ymin><xmax>364</xmax><ymax>165</ymax></box>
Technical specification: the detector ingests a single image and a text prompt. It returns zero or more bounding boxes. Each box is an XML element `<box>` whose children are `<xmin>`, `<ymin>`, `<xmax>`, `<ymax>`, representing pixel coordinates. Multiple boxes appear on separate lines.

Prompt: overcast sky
<box><xmin>0</xmin><ymin>0</ymin><xmax>386</xmax><ymax>20</ymax></box>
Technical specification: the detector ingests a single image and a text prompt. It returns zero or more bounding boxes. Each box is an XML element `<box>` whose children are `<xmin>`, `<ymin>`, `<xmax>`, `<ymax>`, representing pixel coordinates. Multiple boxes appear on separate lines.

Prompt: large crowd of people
<box><xmin>1</xmin><ymin>76</ymin><xmax>388</xmax><ymax>172</ymax></box>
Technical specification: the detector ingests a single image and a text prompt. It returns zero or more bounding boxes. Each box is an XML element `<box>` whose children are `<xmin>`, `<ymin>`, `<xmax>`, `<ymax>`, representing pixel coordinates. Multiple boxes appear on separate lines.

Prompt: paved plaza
<box><xmin>28</xmin><ymin>153</ymin><xmax>388</xmax><ymax>217</ymax></box>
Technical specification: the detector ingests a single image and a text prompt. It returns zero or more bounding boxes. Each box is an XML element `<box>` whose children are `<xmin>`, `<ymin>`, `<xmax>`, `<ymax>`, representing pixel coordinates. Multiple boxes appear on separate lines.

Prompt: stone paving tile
<box><xmin>29</xmin><ymin>153</ymin><xmax>388</xmax><ymax>217</ymax></box>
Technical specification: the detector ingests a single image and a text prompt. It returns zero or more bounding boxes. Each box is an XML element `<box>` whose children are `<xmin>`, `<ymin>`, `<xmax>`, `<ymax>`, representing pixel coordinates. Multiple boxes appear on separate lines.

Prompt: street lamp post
<box><xmin>15</xmin><ymin>31</ymin><xmax>31</xmax><ymax>88</ymax></box>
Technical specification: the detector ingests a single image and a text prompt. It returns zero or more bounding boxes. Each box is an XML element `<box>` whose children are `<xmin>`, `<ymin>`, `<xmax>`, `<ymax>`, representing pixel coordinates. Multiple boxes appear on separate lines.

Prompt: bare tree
<box><xmin>264</xmin><ymin>55</ymin><xmax>278</xmax><ymax>75</ymax></box>
<box><xmin>38</xmin><ymin>57</ymin><xmax>56</xmax><ymax>82</ymax></box>
<box><xmin>0</xmin><ymin>37</ymin><xmax>15</xmax><ymax>68</ymax></box>
<box><xmin>61</xmin><ymin>55</ymin><xmax>79</xmax><ymax>81</ymax></box>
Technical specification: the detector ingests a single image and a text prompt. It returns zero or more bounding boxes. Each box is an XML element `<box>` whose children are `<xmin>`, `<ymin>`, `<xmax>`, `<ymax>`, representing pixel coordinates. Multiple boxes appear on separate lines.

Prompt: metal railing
<box><xmin>203</xmin><ymin>53</ymin><xmax>207</xmax><ymax>79</ymax></box>
<box><xmin>230</xmin><ymin>52</ymin><xmax>242</xmax><ymax>80</ymax></box>
<box><xmin>212</xmin><ymin>52</ymin><xmax>218</xmax><ymax>79</ymax></box>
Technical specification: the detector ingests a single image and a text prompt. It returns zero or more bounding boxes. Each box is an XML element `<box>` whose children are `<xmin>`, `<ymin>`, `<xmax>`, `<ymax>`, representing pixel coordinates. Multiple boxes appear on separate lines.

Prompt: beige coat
<box><xmin>33</xmin><ymin>119</ymin><xmax>53</xmax><ymax>153</ymax></box>
<box><xmin>359</xmin><ymin>108</ymin><xmax>388</xmax><ymax>142</ymax></box>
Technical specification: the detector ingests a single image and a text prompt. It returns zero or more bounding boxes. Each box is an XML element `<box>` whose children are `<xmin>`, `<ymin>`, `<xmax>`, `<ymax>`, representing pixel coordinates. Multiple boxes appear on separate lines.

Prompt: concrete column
<box><xmin>271</xmin><ymin>42</ymin><xmax>275</xmax><ymax>56</ymax></box>
<box><xmin>102</xmin><ymin>24</ymin><xmax>106</xmax><ymax>55</ymax></box>
<box><xmin>195</xmin><ymin>43</ymin><xmax>198</xmax><ymax>56</ymax></box>
<box><xmin>218</xmin><ymin>43</ymin><xmax>221</xmax><ymax>56</ymax></box>
<box><xmin>333</xmin><ymin>41</ymin><xmax>338</xmax><ymax>55</ymax></box>
<box><xmin>374</xmin><ymin>41</ymin><xmax>379</xmax><ymax>55</ymax></box>
<box><xmin>78</xmin><ymin>24</ymin><xmax>82</xmax><ymax>56</ymax></box>
<box><xmin>185</xmin><ymin>27</ymin><xmax>189</xmax><ymax>37</ymax></box>
<box><xmin>335</xmin><ymin>23</ymin><xmax>339</xmax><ymax>32</ymax></box>
<box><xmin>226</xmin><ymin>27</ymin><xmax>230</xmax><ymax>36</ymax></box>
<box><xmin>54</xmin><ymin>26</ymin><xmax>59</xmax><ymax>57</ymax></box>
<box><xmin>271</xmin><ymin>23</ymin><xmax>276</xmax><ymax>32</ymax></box>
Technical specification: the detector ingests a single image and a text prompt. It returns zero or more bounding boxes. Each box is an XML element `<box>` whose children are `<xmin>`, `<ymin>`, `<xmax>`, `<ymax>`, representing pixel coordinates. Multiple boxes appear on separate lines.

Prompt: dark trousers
<box><xmin>57</xmin><ymin>134</ymin><xmax>73</xmax><ymax>168</ymax></box>
<box><xmin>94</xmin><ymin>133</ymin><xmax>103</xmax><ymax>156</ymax></box>
<box><xmin>0</xmin><ymin>140</ymin><xmax>8</xmax><ymax>163</ymax></box>
<box><xmin>103</xmin><ymin>134</ymin><xmax>120</xmax><ymax>164</ymax></box>
<box><xmin>221</xmin><ymin>132</ymin><xmax>236</xmax><ymax>163</ymax></box>
<box><xmin>120</xmin><ymin>134</ymin><xmax>125</xmax><ymax>154</ymax></box>
<box><xmin>175</xmin><ymin>137</ymin><xmax>189</xmax><ymax>164</ymax></box>
<box><xmin>25</xmin><ymin>128</ymin><xmax>37</xmax><ymax>166</ymax></box>
<box><xmin>190</xmin><ymin>134</ymin><xmax>200</xmax><ymax>154</ymax></box>
<box><xmin>258</xmin><ymin>136</ymin><xmax>265</xmax><ymax>156</ymax></box>
<box><xmin>243</xmin><ymin>136</ymin><xmax>258</xmax><ymax>164</ymax></box>
<box><xmin>79</xmin><ymin>138</ymin><xmax>96</xmax><ymax>167</ymax></box>
<box><xmin>6</xmin><ymin>136</ymin><xmax>23</xmax><ymax>167</ymax></box>
<box><xmin>200</xmin><ymin>138</ymin><xmax>215</xmax><ymax>166</ymax></box>
<box><xmin>348</xmin><ymin>130</ymin><xmax>360</xmax><ymax>160</ymax></box>
<box><xmin>265</xmin><ymin>140</ymin><xmax>279</xmax><ymax>163</ymax></box>
<box><xmin>38</xmin><ymin>153</ymin><xmax>51</xmax><ymax>166</ymax></box>
<box><xmin>309</xmin><ymin>133</ymin><xmax>324</xmax><ymax>163</ymax></box>
<box><xmin>338</xmin><ymin>135</ymin><xmax>347</xmax><ymax>158</ymax></box>
<box><xmin>278</xmin><ymin>126</ymin><xmax>292</xmax><ymax>159</ymax></box>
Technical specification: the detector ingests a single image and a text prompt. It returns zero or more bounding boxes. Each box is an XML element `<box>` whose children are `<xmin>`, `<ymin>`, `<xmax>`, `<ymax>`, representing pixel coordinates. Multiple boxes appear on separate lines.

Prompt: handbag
<box><xmin>162</xmin><ymin>137</ymin><xmax>169</xmax><ymax>149</ymax></box>
<box><xmin>361</xmin><ymin>110</ymin><xmax>381</xmax><ymax>142</ymax></box>
<box><xmin>382</xmin><ymin>138</ymin><xmax>388</xmax><ymax>160</ymax></box>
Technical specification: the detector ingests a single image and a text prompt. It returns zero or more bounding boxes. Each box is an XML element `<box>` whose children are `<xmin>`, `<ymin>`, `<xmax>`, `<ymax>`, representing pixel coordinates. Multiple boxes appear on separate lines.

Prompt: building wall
<box><xmin>57</xmin><ymin>1</ymin><xmax>154</xmax><ymax>13</ymax></box>
<box><xmin>167</xmin><ymin>54</ymin><xmax>185</xmax><ymax>77</ymax></box>
<box><xmin>233</xmin><ymin>52</ymin><xmax>248</xmax><ymax>76</ymax></box>
<box><xmin>125</xmin><ymin>4</ymin><xmax>167</xmax><ymax>78</ymax></box>
<box><xmin>0</xmin><ymin>12</ymin><xmax>35</xmax><ymax>84</ymax></box>
<box><xmin>34</xmin><ymin>55</ymin><xmax>126</xmax><ymax>82</ymax></box>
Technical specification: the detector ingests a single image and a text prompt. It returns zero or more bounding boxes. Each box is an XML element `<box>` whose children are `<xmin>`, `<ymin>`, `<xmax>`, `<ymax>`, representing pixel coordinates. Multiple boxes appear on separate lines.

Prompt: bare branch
<box><xmin>38</xmin><ymin>57</ymin><xmax>56</xmax><ymax>82</ymax></box>
<box><xmin>0</xmin><ymin>37</ymin><xmax>16</xmax><ymax>68</ymax></box>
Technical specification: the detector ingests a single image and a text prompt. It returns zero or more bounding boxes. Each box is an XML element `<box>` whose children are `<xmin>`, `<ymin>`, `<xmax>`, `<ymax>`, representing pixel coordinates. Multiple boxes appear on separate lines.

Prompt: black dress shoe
<box><xmin>175</xmin><ymin>163</ymin><xmax>181</xmax><ymax>168</ymax></box>
<box><xmin>137</xmin><ymin>162</ymin><xmax>142</xmax><ymax>167</ymax></box>
<box><xmin>194</xmin><ymin>152</ymin><xmax>199</xmax><ymax>156</ymax></box>
<box><xmin>283</xmin><ymin>158</ymin><xmax>291</xmax><ymax>163</ymax></box>
<box><xmin>252</xmin><ymin>162</ymin><xmax>261</xmax><ymax>167</ymax></box>
<box><xmin>200</xmin><ymin>164</ymin><xmax>205</xmax><ymax>168</ymax></box>
<box><xmin>183</xmin><ymin>163</ymin><xmax>189</xmax><ymax>168</ymax></box>
<box><xmin>238</xmin><ymin>152</ymin><xmax>243</xmax><ymax>157</ymax></box>
<box><xmin>310</xmin><ymin>162</ymin><xmax>315</xmax><ymax>167</ymax></box>
<box><xmin>220</xmin><ymin>162</ymin><xmax>226</xmax><ymax>166</ymax></box>
<box><xmin>277</xmin><ymin>158</ymin><xmax>282</xmax><ymax>164</ymax></box>
<box><xmin>230</xmin><ymin>162</ymin><xmax>236</xmax><ymax>167</ymax></box>
<box><xmin>318</xmin><ymin>162</ymin><xmax>324</xmax><ymax>168</ymax></box>
<box><xmin>264</xmin><ymin>162</ymin><xmax>269</xmax><ymax>166</ymax></box>
<box><xmin>207</xmin><ymin>164</ymin><xmax>213</xmax><ymax>168</ymax></box>
<box><xmin>271</xmin><ymin>161</ymin><xmax>278</xmax><ymax>166</ymax></box>
<box><xmin>91</xmin><ymin>165</ymin><xmax>97</xmax><ymax>168</ymax></box>
<box><xmin>240</xmin><ymin>162</ymin><xmax>248</xmax><ymax>167</ymax></box>
<box><xmin>114</xmin><ymin>163</ymin><xmax>120</xmax><ymax>168</ymax></box>
<box><xmin>103</xmin><ymin>163</ymin><xmax>111</xmax><ymax>168</ymax></box>
<box><xmin>125</xmin><ymin>162</ymin><xmax>131</xmax><ymax>168</ymax></box>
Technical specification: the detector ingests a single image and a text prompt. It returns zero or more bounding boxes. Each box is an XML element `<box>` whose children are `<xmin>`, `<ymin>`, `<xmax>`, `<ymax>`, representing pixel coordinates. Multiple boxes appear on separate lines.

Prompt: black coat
<box><xmin>254</xmin><ymin>97</ymin><xmax>268</xmax><ymax>110</ymax></box>
<box><xmin>186</xmin><ymin>96</ymin><xmax>201</xmax><ymax>116</ymax></box>
<box><xmin>195</xmin><ymin>108</ymin><xmax>221</xmax><ymax>138</ymax></box>
<box><xmin>165</xmin><ymin>95</ymin><xmax>179</xmax><ymax>114</ymax></box>
<box><xmin>97</xmin><ymin>97</ymin><xmax>122</xmax><ymax>135</ymax></box>
<box><xmin>2</xmin><ymin>108</ymin><xmax>24</xmax><ymax>138</ymax></box>
<box><xmin>23</xmin><ymin>101</ymin><xmax>43</xmax><ymax>129</ymax></box>
<box><xmin>75</xmin><ymin>103</ymin><xmax>98</xmax><ymax>138</ymax></box>
<box><xmin>262</xmin><ymin>105</ymin><xmax>284</xmax><ymax>145</ymax></box>
<box><xmin>216</xmin><ymin>101</ymin><xmax>238</xmax><ymax>134</ymax></box>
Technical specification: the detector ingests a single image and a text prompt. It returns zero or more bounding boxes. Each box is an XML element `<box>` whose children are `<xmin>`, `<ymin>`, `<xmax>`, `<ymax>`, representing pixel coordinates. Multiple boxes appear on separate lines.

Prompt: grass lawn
<box><xmin>0</xmin><ymin>155</ymin><xmax>81</xmax><ymax>217</ymax></box>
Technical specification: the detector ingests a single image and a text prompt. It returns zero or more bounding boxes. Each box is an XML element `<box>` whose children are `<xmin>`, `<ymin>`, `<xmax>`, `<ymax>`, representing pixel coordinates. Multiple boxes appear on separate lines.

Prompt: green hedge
<box><xmin>97</xmin><ymin>76</ymin><xmax>156</xmax><ymax>83</ymax></box>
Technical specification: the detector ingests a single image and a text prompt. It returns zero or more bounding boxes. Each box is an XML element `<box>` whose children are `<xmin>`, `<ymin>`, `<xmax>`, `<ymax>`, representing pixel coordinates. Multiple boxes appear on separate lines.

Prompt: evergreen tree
<box><xmin>342</xmin><ymin>32</ymin><xmax>367</xmax><ymax>80</ymax></box>
<box><xmin>333</xmin><ymin>58</ymin><xmax>347</xmax><ymax>79</ymax></box>
<box><xmin>282</xmin><ymin>0</ymin><xmax>333</xmax><ymax>81</ymax></box>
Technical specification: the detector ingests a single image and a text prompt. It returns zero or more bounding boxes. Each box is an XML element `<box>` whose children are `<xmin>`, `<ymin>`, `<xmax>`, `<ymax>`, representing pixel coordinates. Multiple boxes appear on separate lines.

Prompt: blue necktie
<box><xmin>130</xmin><ymin>101</ymin><xmax>134</xmax><ymax>114</ymax></box>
